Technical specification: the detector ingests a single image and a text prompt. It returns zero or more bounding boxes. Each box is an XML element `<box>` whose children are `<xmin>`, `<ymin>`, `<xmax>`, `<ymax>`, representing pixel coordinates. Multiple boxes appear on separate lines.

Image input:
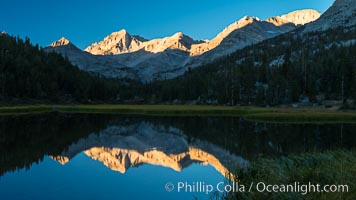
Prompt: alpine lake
<box><xmin>0</xmin><ymin>112</ymin><xmax>355</xmax><ymax>200</ymax></box>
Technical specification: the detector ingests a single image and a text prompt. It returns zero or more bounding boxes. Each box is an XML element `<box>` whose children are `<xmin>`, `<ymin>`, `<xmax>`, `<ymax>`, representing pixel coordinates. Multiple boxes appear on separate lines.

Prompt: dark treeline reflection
<box><xmin>0</xmin><ymin>113</ymin><xmax>117</xmax><ymax>177</ymax></box>
<box><xmin>137</xmin><ymin>117</ymin><xmax>356</xmax><ymax>158</ymax></box>
<box><xmin>1</xmin><ymin>114</ymin><xmax>355</xmax><ymax>177</ymax></box>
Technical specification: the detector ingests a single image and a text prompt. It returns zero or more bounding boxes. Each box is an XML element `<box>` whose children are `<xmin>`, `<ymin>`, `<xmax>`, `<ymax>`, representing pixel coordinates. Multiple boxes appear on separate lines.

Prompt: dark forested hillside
<box><xmin>0</xmin><ymin>33</ymin><xmax>121</xmax><ymax>103</ymax></box>
<box><xmin>132</xmin><ymin>26</ymin><xmax>356</xmax><ymax>106</ymax></box>
<box><xmin>1</xmin><ymin>25</ymin><xmax>355</xmax><ymax>106</ymax></box>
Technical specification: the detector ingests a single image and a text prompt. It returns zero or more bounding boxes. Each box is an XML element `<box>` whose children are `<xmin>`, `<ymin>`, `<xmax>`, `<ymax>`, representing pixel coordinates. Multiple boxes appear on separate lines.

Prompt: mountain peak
<box><xmin>171</xmin><ymin>32</ymin><xmax>194</xmax><ymax>41</ymax></box>
<box><xmin>47</xmin><ymin>7</ymin><xmax>327</xmax><ymax>81</ymax></box>
<box><xmin>216</xmin><ymin>16</ymin><xmax>259</xmax><ymax>40</ymax></box>
<box><xmin>1</xmin><ymin>31</ymin><xmax>7</xmax><ymax>35</ymax></box>
<box><xmin>85</xmin><ymin>29</ymin><xmax>145</xmax><ymax>55</ymax></box>
<box><xmin>173</xmin><ymin>32</ymin><xmax>184</xmax><ymax>38</ymax></box>
<box><xmin>50</xmin><ymin>37</ymin><xmax>71</xmax><ymax>47</ymax></box>
<box><xmin>281</xmin><ymin>9</ymin><xmax>321</xmax><ymax>25</ymax></box>
<box><xmin>110</xmin><ymin>29</ymin><xmax>129</xmax><ymax>37</ymax></box>
<box><xmin>119</xmin><ymin>29</ymin><xmax>127</xmax><ymax>33</ymax></box>
<box><xmin>238</xmin><ymin>16</ymin><xmax>260</xmax><ymax>23</ymax></box>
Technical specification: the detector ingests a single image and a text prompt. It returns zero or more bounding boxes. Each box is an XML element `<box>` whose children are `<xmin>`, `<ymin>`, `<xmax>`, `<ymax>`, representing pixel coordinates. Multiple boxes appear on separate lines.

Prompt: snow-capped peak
<box><xmin>239</xmin><ymin>16</ymin><xmax>260</xmax><ymax>22</ymax></box>
<box><xmin>50</xmin><ymin>37</ymin><xmax>71</xmax><ymax>47</ymax></box>
<box><xmin>236</xmin><ymin>16</ymin><xmax>261</xmax><ymax>25</ymax></box>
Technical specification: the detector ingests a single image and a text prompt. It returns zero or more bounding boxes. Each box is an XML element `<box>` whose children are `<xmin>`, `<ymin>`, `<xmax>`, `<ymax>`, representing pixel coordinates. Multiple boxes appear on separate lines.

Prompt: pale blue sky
<box><xmin>0</xmin><ymin>0</ymin><xmax>335</xmax><ymax>49</ymax></box>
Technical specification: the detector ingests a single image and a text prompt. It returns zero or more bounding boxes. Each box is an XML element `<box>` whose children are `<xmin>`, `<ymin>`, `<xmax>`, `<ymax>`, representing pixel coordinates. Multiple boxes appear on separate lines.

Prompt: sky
<box><xmin>0</xmin><ymin>0</ymin><xmax>335</xmax><ymax>49</ymax></box>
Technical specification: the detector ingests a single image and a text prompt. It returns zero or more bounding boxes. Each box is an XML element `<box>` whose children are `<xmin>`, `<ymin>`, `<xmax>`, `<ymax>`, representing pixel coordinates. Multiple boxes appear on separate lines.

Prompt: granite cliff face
<box><xmin>304</xmin><ymin>0</ymin><xmax>356</xmax><ymax>32</ymax></box>
<box><xmin>281</xmin><ymin>9</ymin><xmax>321</xmax><ymax>25</ymax></box>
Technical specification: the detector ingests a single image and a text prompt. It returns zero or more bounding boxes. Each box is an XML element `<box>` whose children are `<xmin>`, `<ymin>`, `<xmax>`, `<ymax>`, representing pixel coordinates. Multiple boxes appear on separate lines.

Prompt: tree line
<box><xmin>132</xmin><ymin>26</ymin><xmax>356</xmax><ymax>106</ymax></box>
<box><xmin>1</xmin><ymin>25</ymin><xmax>355</xmax><ymax>106</ymax></box>
<box><xmin>0</xmin><ymin>34</ymin><xmax>121</xmax><ymax>103</ymax></box>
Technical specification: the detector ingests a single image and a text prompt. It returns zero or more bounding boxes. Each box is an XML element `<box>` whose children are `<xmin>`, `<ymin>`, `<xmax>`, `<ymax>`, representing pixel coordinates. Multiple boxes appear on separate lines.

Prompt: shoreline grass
<box><xmin>0</xmin><ymin>105</ymin><xmax>356</xmax><ymax>123</ymax></box>
<box><xmin>244</xmin><ymin>112</ymin><xmax>356</xmax><ymax>124</ymax></box>
<box><xmin>227</xmin><ymin>149</ymin><xmax>356</xmax><ymax>200</ymax></box>
<box><xmin>0</xmin><ymin>105</ymin><xmax>274</xmax><ymax>116</ymax></box>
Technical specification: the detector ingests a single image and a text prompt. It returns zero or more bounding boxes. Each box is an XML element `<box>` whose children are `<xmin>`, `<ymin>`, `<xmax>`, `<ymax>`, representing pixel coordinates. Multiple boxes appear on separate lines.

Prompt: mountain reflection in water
<box><xmin>49</xmin><ymin>122</ymin><xmax>248</xmax><ymax>178</ymax></box>
<box><xmin>1</xmin><ymin>113</ymin><xmax>355</xmax><ymax>200</ymax></box>
<box><xmin>1</xmin><ymin>113</ymin><xmax>355</xmax><ymax>178</ymax></box>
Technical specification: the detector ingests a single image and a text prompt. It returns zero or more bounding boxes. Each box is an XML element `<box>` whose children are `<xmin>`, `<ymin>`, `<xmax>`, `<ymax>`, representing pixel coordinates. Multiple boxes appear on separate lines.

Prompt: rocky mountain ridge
<box><xmin>47</xmin><ymin>9</ymin><xmax>321</xmax><ymax>82</ymax></box>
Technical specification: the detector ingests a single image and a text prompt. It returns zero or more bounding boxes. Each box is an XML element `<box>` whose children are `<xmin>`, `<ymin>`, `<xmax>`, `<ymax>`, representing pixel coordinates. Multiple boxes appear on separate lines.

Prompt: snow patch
<box><xmin>269</xmin><ymin>55</ymin><xmax>285</xmax><ymax>67</ymax></box>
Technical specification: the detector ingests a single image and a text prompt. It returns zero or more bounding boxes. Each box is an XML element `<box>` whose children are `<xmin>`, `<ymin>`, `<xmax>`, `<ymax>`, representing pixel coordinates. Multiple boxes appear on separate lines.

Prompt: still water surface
<box><xmin>0</xmin><ymin>114</ymin><xmax>354</xmax><ymax>200</ymax></box>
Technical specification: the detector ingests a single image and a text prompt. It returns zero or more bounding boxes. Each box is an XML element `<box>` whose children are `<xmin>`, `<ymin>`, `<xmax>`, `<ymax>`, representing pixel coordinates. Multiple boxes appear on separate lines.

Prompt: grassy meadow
<box><xmin>0</xmin><ymin>105</ymin><xmax>355</xmax><ymax>123</ymax></box>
